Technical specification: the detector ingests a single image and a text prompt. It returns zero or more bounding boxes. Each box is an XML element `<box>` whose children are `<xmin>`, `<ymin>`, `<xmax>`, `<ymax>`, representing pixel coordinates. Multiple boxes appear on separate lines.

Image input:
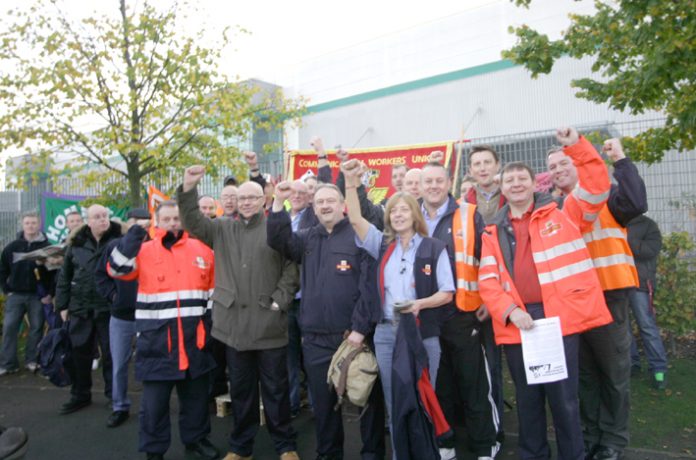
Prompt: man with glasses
<box><xmin>178</xmin><ymin>167</ymin><xmax>301</xmax><ymax>460</ymax></box>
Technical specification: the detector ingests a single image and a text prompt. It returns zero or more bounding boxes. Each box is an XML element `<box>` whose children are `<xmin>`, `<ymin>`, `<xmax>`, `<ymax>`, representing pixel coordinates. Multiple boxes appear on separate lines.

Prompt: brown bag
<box><xmin>327</xmin><ymin>339</ymin><xmax>379</xmax><ymax>409</ymax></box>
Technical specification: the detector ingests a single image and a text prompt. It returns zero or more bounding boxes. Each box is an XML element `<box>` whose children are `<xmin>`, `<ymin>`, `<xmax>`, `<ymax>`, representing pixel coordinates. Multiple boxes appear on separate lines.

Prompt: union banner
<box><xmin>287</xmin><ymin>141</ymin><xmax>460</xmax><ymax>203</ymax></box>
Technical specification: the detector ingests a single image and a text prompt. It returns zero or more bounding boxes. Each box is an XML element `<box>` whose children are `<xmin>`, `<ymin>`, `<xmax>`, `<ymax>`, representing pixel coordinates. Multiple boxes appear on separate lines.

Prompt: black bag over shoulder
<box><xmin>38</xmin><ymin>322</ymin><xmax>74</xmax><ymax>387</ymax></box>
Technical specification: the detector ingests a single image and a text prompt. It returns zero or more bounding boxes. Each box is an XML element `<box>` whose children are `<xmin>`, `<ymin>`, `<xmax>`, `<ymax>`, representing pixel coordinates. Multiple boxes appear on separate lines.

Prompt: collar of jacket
<box><xmin>418</xmin><ymin>195</ymin><xmax>459</xmax><ymax>219</ymax></box>
<box><xmin>240</xmin><ymin>210</ymin><xmax>265</xmax><ymax>228</ymax></box>
<box><xmin>70</xmin><ymin>221</ymin><xmax>123</xmax><ymax>247</ymax></box>
<box><xmin>316</xmin><ymin>216</ymin><xmax>350</xmax><ymax>236</ymax></box>
<box><xmin>16</xmin><ymin>231</ymin><xmax>47</xmax><ymax>243</ymax></box>
<box><xmin>488</xmin><ymin>192</ymin><xmax>560</xmax><ymax>228</ymax></box>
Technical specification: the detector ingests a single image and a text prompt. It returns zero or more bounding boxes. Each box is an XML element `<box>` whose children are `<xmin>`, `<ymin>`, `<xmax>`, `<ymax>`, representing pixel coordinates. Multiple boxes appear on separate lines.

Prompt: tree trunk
<box><xmin>127</xmin><ymin>159</ymin><xmax>142</xmax><ymax>207</ymax></box>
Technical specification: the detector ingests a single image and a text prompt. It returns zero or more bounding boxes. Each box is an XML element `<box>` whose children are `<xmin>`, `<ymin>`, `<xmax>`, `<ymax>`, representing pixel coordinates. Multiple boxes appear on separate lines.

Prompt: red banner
<box><xmin>288</xmin><ymin>141</ymin><xmax>460</xmax><ymax>203</ymax></box>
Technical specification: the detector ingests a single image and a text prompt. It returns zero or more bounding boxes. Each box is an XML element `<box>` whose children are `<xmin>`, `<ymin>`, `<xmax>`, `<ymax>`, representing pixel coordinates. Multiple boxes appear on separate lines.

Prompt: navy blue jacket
<box><xmin>95</xmin><ymin>238</ymin><xmax>138</xmax><ymax>321</ymax></box>
<box><xmin>392</xmin><ymin>313</ymin><xmax>453</xmax><ymax>459</ymax></box>
<box><xmin>267</xmin><ymin>211</ymin><xmax>380</xmax><ymax>336</ymax></box>
<box><xmin>378</xmin><ymin>236</ymin><xmax>447</xmax><ymax>339</ymax></box>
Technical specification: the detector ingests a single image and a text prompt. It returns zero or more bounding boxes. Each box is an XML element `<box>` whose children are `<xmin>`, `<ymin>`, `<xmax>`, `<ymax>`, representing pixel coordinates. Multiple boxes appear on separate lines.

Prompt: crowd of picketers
<box><xmin>0</xmin><ymin>127</ymin><xmax>670</xmax><ymax>460</ymax></box>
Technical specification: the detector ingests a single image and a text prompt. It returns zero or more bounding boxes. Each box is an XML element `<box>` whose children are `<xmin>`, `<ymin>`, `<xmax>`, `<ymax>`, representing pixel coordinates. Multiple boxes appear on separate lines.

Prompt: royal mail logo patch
<box><xmin>194</xmin><ymin>256</ymin><xmax>209</xmax><ymax>269</ymax></box>
<box><xmin>422</xmin><ymin>264</ymin><xmax>432</xmax><ymax>276</ymax></box>
<box><xmin>540</xmin><ymin>221</ymin><xmax>562</xmax><ymax>237</ymax></box>
<box><xmin>336</xmin><ymin>260</ymin><xmax>351</xmax><ymax>271</ymax></box>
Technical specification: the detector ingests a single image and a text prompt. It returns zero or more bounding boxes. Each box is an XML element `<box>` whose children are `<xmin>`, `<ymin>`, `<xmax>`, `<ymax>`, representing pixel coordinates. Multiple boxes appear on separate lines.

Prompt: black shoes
<box><xmin>59</xmin><ymin>397</ymin><xmax>92</xmax><ymax>415</ymax></box>
<box><xmin>592</xmin><ymin>446</ymin><xmax>624</xmax><ymax>460</ymax></box>
<box><xmin>106</xmin><ymin>410</ymin><xmax>129</xmax><ymax>428</ymax></box>
<box><xmin>185</xmin><ymin>437</ymin><xmax>220</xmax><ymax>459</ymax></box>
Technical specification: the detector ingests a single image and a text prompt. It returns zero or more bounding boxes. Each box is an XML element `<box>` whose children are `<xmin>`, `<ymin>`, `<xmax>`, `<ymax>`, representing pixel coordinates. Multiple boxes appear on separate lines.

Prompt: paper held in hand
<box><xmin>520</xmin><ymin>316</ymin><xmax>568</xmax><ymax>385</ymax></box>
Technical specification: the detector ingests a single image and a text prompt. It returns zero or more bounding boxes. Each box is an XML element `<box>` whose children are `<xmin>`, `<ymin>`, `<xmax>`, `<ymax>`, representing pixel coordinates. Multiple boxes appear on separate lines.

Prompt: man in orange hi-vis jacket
<box><xmin>107</xmin><ymin>200</ymin><xmax>219</xmax><ymax>460</ymax></box>
<box><xmin>478</xmin><ymin>127</ymin><xmax>613</xmax><ymax>460</ymax></box>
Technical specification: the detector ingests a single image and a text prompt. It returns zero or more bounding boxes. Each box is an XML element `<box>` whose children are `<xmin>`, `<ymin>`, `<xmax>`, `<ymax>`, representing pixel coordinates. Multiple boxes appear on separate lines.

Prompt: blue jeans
<box><xmin>109</xmin><ymin>316</ymin><xmax>136</xmax><ymax>411</ymax></box>
<box><xmin>374</xmin><ymin>321</ymin><xmax>441</xmax><ymax>430</ymax></box>
<box><xmin>628</xmin><ymin>289</ymin><xmax>668</xmax><ymax>373</ymax></box>
<box><xmin>0</xmin><ymin>292</ymin><xmax>45</xmax><ymax>369</ymax></box>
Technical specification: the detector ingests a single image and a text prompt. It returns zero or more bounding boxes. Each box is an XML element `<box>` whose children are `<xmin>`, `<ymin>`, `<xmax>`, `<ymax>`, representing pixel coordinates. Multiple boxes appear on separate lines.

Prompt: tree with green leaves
<box><xmin>0</xmin><ymin>0</ymin><xmax>304</xmax><ymax>206</ymax></box>
<box><xmin>503</xmin><ymin>1</ymin><xmax>695</xmax><ymax>163</ymax></box>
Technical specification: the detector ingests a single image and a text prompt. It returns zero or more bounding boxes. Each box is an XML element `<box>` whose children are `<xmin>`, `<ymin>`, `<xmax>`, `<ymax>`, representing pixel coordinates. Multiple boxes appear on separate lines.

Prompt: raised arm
<box><xmin>602</xmin><ymin>138</ymin><xmax>648</xmax><ymax>226</ymax></box>
<box><xmin>557</xmin><ymin>127</ymin><xmax>611</xmax><ymax>229</ymax></box>
<box><xmin>177</xmin><ymin>165</ymin><xmax>217</xmax><ymax>247</ymax></box>
<box><xmin>341</xmin><ymin>159</ymin><xmax>371</xmax><ymax>242</ymax></box>
<box><xmin>267</xmin><ymin>181</ymin><xmax>306</xmax><ymax>264</ymax></box>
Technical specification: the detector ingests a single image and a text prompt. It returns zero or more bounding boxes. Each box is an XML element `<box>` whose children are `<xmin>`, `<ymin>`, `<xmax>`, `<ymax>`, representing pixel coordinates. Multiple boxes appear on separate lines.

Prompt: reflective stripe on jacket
<box><xmin>108</xmin><ymin>226</ymin><xmax>216</xmax><ymax>380</ymax></box>
<box><xmin>582</xmin><ymin>206</ymin><xmax>639</xmax><ymax>291</ymax></box>
<box><xmin>452</xmin><ymin>202</ymin><xmax>482</xmax><ymax>311</ymax></box>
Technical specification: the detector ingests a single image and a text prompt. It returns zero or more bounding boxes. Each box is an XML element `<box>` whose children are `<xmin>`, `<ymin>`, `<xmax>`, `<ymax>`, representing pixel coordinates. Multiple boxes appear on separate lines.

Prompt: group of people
<box><xmin>0</xmin><ymin>127</ymin><xmax>670</xmax><ymax>460</ymax></box>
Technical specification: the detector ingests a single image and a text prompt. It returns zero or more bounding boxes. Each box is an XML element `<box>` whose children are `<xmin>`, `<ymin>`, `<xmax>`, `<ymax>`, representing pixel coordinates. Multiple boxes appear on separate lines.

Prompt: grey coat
<box><xmin>177</xmin><ymin>185</ymin><xmax>299</xmax><ymax>351</ymax></box>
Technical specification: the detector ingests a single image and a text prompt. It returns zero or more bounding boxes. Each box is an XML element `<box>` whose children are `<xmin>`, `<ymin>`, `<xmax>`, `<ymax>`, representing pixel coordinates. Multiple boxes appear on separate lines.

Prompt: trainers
<box><xmin>439</xmin><ymin>447</ymin><xmax>457</xmax><ymax>460</ymax></box>
<box><xmin>92</xmin><ymin>358</ymin><xmax>100</xmax><ymax>371</ymax></box>
<box><xmin>653</xmin><ymin>372</ymin><xmax>667</xmax><ymax>390</ymax></box>
<box><xmin>25</xmin><ymin>362</ymin><xmax>39</xmax><ymax>373</ymax></box>
<box><xmin>0</xmin><ymin>367</ymin><xmax>19</xmax><ymax>377</ymax></box>
<box><xmin>280</xmin><ymin>452</ymin><xmax>300</xmax><ymax>460</ymax></box>
<box><xmin>222</xmin><ymin>453</ymin><xmax>252</xmax><ymax>460</ymax></box>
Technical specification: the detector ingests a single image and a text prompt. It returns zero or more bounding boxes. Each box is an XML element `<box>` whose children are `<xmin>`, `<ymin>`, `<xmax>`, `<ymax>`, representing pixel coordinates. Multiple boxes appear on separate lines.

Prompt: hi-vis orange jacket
<box><xmin>479</xmin><ymin>137</ymin><xmax>613</xmax><ymax>345</ymax></box>
<box><xmin>452</xmin><ymin>202</ymin><xmax>482</xmax><ymax>311</ymax></box>
<box><xmin>108</xmin><ymin>226</ymin><xmax>216</xmax><ymax>381</ymax></box>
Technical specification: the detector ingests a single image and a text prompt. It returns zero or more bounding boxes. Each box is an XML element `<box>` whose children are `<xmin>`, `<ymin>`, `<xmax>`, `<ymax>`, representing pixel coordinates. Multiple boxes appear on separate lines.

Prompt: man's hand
<box><xmin>60</xmin><ymin>310</ymin><xmax>68</xmax><ymax>322</ymax></box>
<box><xmin>310</xmin><ymin>136</ymin><xmax>325</xmax><ymax>155</ymax></box>
<box><xmin>336</xmin><ymin>147</ymin><xmax>349</xmax><ymax>163</ymax></box>
<box><xmin>401</xmin><ymin>299</ymin><xmax>422</xmax><ymax>316</ymax></box>
<box><xmin>273</xmin><ymin>181</ymin><xmax>292</xmax><ymax>212</ymax></box>
<box><xmin>244</xmin><ymin>151</ymin><xmax>258</xmax><ymax>168</ymax></box>
<box><xmin>556</xmin><ymin>127</ymin><xmax>580</xmax><ymax>146</ymax></box>
<box><xmin>183</xmin><ymin>165</ymin><xmax>206</xmax><ymax>192</ymax></box>
<box><xmin>346</xmin><ymin>330</ymin><xmax>365</xmax><ymax>348</ymax></box>
<box><xmin>428</xmin><ymin>150</ymin><xmax>445</xmax><ymax>163</ymax></box>
<box><xmin>602</xmin><ymin>138</ymin><xmax>626</xmax><ymax>162</ymax></box>
<box><xmin>340</xmin><ymin>159</ymin><xmax>363</xmax><ymax>188</ymax></box>
<box><xmin>509</xmin><ymin>307</ymin><xmax>534</xmax><ymax>331</ymax></box>
<box><xmin>476</xmin><ymin>305</ymin><xmax>490</xmax><ymax>322</ymax></box>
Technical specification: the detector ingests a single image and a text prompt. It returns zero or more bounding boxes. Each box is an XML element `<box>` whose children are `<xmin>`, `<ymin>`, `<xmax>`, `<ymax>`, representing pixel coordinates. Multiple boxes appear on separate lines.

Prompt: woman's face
<box><xmin>390</xmin><ymin>198</ymin><xmax>414</xmax><ymax>235</ymax></box>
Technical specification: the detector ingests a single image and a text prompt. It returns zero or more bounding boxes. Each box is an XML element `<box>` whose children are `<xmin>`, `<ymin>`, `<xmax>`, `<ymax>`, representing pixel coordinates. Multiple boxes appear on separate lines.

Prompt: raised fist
<box><xmin>336</xmin><ymin>148</ymin><xmax>349</xmax><ymax>162</ymax></box>
<box><xmin>243</xmin><ymin>151</ymin><xmax>258</xmax><ymax>167</ymax></box>
<box><xmin>340</xmin><ymin>159</ymin><xmax>363</xmax><ymax>187</ymax></box>
<box><xmin>555</xmin><ymin>127</ymin><xmax>580</xmax><ymax>146</ymax></box>
<box><xmin>428</xmin><ymin>150</ymin><xmax>445</xmax><ymax>163</ymax></box>
<box><xmin>602</xmin><ymin>138</ymin><xmax>626</xmax><ymax>162</ymax></box>
<box><xmin>310</xmin><ymin>136</ymin><xmax>325</xmax><ymax>153</ymax></box>
<box><xmin>272</xmin><ymin>181</ymin><xmax>292</xmax><ymax>211</ymax></box>
<box><xmin>183</xmin><ymin>165</ymin><xmax>206</xmax><ymax>192</ymax></box>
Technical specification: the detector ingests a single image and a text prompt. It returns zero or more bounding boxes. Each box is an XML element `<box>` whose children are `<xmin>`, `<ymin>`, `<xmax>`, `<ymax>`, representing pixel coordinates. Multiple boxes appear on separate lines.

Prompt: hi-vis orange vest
<box><xmin>452</xmin><ymin>201</ymin><xmax>482</xmax><ymax>311</ymax></box>
<box><xmin>582</xmin><ymin>206</ymin><xmax>639</xmax><ymax>291</ymax></box>
<box><xmin>479</xmin><ymin>202</ymin><xmax>612</xmax><ymax>344</ymax></box>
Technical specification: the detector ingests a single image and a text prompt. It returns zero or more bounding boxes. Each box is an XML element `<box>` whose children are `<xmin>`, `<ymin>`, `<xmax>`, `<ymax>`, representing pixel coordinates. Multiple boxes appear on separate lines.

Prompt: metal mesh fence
<box><xmin>459</xmin><ymin>118</ymin><xmax>696</xmax><ymax>237</ymax></box>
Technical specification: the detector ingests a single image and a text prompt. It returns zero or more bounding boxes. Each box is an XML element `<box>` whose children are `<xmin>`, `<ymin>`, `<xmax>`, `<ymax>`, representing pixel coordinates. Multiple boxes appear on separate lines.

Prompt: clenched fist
<box><xmin>602</xmin><ymin>138</ymin><xmax>626</xmax><ymax>163</ymax></box>
<box><xmin>273</xmin><ymin>180</ymin><xmax>292</xmax><ymax>212</ymax></box>
<box><xmin>555</xmin><ymin>127</ymin><xmax>580</xmax><ymax>146</ymax></box>
<box><xmin>183</xmin><ymin>165</ymin><xmax>206</xmax><ymax>192</ymax></box>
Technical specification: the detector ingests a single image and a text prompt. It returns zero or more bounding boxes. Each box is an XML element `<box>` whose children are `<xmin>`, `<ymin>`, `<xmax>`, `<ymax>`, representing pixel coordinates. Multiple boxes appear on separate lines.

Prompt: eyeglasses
<box><xmin>238</xmin><ymin>195</ymin><xmax>263</xmax><ymax>203</ymax></box>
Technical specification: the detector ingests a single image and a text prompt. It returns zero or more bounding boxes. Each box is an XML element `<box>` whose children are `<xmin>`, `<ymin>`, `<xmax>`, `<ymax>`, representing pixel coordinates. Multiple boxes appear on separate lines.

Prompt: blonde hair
<box><xmin>383</xmin><ymin>192</ymin><xmax>428</xmax><ymax>243</ymax></box>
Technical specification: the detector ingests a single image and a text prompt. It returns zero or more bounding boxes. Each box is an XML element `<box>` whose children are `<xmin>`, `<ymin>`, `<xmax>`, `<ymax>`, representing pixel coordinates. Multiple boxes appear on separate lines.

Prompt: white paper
<box><xmin>520</xmin><ymin>316</ymin><xmax>568</xmax><ymax>384</ymax></box>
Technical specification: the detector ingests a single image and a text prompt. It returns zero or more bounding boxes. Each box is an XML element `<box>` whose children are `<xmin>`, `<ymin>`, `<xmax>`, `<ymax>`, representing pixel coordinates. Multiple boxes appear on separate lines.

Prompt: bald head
<box><xmin>403</xmin><ymin>168</ymin><xmax>422</xmax><ymax>199</ymax></box>
<box><xmin>237</xmin><ymin>181</ymin><xmax>265</xmax><ymax>219</ymax></box>
<box><xmin>87</xmin><ymin>204</ymin><xmax>110</xmax><ymax>240</ymax></box>
<box><xmin>198</xmin><ymin>195</ymin><xmax>217</xmax><ymax>218</ymax></box>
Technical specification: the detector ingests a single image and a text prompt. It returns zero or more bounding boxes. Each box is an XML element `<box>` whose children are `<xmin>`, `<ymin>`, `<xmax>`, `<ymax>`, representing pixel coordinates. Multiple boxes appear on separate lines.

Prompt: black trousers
<box><xmin>579</xmin><ymin>288</ymin><xmax>632</xmax><ymax>451</ymax></box>
<box><xmin>505</xmin><ymin>303</ymin><xmax>584</xmax><ymax>460</ymax></box>
<box><xmin>138</xmin><ymin>373</ymin><xmax>211</xmax><ymax>454</ymax></box>
<box><xmin>303</xmin><ymin>332</ymin><xmax>386</xmax><ymax>460</ymax></box>
<box><xmin>226</xmin><ymin>346</ymin><xmax>297</xmax><ymax>457</ymax></box>
<box><xmin>68</xmin><ymin>312</ymin><xmax>112</xmax><ymax>400</ymax></box>
<box><xmin>436</xmin><ymin>310</ymin><xmax>500</xmax><ymax>457</ymax></box>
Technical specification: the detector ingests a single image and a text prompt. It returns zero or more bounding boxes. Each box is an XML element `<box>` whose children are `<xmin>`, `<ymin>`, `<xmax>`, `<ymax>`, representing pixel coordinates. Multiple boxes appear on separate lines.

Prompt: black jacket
<box><xmin>607</xmin><ymin>158</ymin><xmax>648</xmax><ymax>226</ymax></box>
<box><xmin>267</xmin><ymin>212</ymin><xmax>380</xmax><ymax>336</ymax></box>
<box><xmin>95</xmin><ymin>238</ymin><xmax>138</xmax><ymax>321</ymax></box>
<box><xmin>55</xmin><ymin>222</ymin><xmax>123</xmax><ymax>316</ymax></box>
<box><xmin>0</xmin><ymin>232</ymin><xmax>51</xmax><ymax>294</ymax></box>
<box><xmin>627</xmin><ymin>215</ymin><xmax>662</xmax><ymax>292</ymax></box>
